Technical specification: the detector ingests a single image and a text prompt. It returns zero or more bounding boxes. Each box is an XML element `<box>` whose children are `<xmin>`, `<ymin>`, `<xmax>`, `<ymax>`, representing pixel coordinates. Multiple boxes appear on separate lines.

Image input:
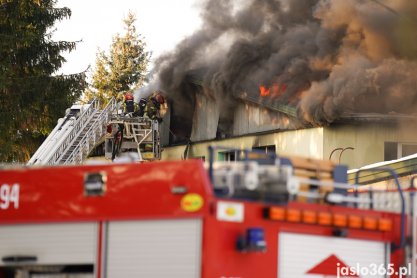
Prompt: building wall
<box><xmin>323</xmin><ymin>122</ymin><xmax>417</xmax><ymax>169</ymax></box>
<box><xmin>189</xmin><ymin>94</ymin><xmax>301</xmax><ymax>141</ymax></box>
<box><xmin>163</xmin><ymin>121</ymin><xmax>417</xmax><ymax>170</ymax></box>
<box><xmin>190</xmin><ymin>94</ymin><xmax>219</xmax><ymax>142</ymax></box>
<box><xmin>232</xmin><ymin>102</ymin><xmax>299</xmax><ymax>136</ymax></box>
<box><xmin>162</xmin><ymin>127</ymin><xmax>324</xmax><ymax>161</ymax></box>
<box><xmin>159</xmin><ymin>105</ymin><xmax>171</xmax><ymax>146</ymax></box>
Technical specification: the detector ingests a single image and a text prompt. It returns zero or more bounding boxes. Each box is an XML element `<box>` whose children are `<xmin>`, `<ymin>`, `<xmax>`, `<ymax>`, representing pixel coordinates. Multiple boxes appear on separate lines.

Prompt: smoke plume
<box><xmin>147</xmin><ymin>0</ymin><xmax>417</xmax><ymax>127</ymax></box>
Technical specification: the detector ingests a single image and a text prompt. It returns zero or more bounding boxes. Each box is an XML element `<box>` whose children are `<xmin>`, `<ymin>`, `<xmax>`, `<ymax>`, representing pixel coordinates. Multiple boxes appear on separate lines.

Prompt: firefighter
<box><xmin>144</xmin><ymin>91</ymin><xmax>166</xmax><ymax>122</ymax></box>
<box><xmin>123</xmin><ymin>92</ymin><xmax>136</xmax><ymax>115</ymax></box>
<box><xmin>137</xmin><ymin>97</ymin><xmax>147</xmax><ymax>117</ymax></box>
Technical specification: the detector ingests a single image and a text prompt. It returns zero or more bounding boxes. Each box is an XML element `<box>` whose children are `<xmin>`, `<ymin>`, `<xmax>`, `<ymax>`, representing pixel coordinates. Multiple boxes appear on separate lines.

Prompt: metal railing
<box><xmin>62</xmin><ymin>98</ymin><xmax>118</xmax><ymax>165</ymax></box>
<box><xmin>45</xmin><ymin>99</ymin><xmax>100</xmax><ymax>165</ymax></box>
<box><xmin>105</xmin><ymin>116</ymin><xmax>160</xmax><ymax>161</ymax></box>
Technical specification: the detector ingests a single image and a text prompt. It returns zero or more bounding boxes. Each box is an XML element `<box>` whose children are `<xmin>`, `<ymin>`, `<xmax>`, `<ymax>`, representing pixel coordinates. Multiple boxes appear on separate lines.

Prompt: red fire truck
<box><xmin>0</xmin><ymin>149</ymin><xmax>412</xmax><ymax>278</ymax></box>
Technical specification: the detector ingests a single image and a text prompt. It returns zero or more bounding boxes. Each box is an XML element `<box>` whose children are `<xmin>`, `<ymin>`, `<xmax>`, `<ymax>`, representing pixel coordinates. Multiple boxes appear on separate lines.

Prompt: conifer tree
<box><xmin>87</xmin><ymin>12</ymin><xmax>150</xmax><ymax>104</ymax></box>
<box><xmin>0</xmin><ymin>0</ymin><xmax>86</xmax><ymax>162</ymax></box>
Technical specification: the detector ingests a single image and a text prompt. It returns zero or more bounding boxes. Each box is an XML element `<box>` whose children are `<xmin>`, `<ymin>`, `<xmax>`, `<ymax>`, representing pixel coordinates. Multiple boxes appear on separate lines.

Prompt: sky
<box><xmin>53</xmin><ymin>0</ymin><xmax>202</xmax><ymax>75</ymax></box>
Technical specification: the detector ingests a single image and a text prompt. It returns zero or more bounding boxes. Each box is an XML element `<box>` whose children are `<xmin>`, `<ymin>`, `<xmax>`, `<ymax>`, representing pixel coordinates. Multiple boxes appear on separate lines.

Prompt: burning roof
<box><xmin>142</xmin><ymin>0</ymin><xmax>417</xmax><ymax>132</ymax></box>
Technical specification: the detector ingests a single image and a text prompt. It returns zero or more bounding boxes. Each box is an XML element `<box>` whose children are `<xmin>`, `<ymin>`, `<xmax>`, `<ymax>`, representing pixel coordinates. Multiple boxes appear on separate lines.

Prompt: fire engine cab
<box><xmin>0</xmin><ymin>148</ymin><xmax>413</xmax><ymax>278</ymax></box>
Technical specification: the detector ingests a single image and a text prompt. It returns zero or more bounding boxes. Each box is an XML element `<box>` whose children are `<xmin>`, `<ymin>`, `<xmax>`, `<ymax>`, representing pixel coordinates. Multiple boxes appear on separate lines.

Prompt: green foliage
<box><xmin>87</xmin><ymin>11</ymin><xmax>150</xmax><ymax>105</ymax></box>
<box><xmin>0</xmin><ymin>0</ymin><xmax>86</xmax><ymax>162</ymax></box>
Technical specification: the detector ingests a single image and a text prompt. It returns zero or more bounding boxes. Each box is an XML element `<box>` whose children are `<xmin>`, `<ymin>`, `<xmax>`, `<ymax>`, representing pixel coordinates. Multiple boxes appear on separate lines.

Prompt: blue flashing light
<box><xmin>246</xmin><ymin>227</ymin><xmax>266</xmax><ymax>251</ymax></box>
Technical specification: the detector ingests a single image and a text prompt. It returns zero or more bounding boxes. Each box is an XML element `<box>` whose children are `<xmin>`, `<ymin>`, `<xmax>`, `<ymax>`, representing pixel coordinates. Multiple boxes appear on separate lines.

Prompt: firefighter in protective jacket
<box><xmin>143</xmin><ymin>91</ymin><xmax>166</xmax><ymax>122</ymax></box>
<box><xmin>123</xmin><ymin>92</ymin><xmax>137</xmax><ymax>115</ymax></box>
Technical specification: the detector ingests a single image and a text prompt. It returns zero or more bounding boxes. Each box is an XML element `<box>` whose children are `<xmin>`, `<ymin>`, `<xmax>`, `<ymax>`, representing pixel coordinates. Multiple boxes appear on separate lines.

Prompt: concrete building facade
<box><xmin>162</xmin><ymin>109</ymin><xmax>417</xmax><ymax>170</ymax></box>
<box><xmin>160</xmin><ymin>82</ymin><xmax>417</xmax><ymax>170</ymax></box>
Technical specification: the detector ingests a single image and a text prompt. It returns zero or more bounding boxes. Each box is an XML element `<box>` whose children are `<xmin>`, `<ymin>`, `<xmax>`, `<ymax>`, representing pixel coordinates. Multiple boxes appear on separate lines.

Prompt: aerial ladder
<box><xmin>27</xmin><ymin>98</ymin><xmax>161</xmax><ymax>165</ymax></box>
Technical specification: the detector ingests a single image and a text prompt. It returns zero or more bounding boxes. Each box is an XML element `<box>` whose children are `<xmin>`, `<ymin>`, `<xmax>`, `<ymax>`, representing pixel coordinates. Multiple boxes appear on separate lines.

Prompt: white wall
<box><xmin>162</xmin><ymin>127</ymin><xmax>324</xmax><ymax>161</ymax></box>
<box><xmin>324</xmin><ymin>121</ymin><xmax>417</xmax><ymax>168</ymax></box>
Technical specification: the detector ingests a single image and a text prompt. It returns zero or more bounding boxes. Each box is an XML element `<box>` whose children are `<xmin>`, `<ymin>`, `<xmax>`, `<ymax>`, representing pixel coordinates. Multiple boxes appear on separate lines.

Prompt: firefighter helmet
<box><xmin>154</xmin><ymin>93</ymin><xmax>165</xmax><ymax>104</ymax></box>
<box><xmin>125</xmin><ymin>92</ymin><xmax>134</xmax><ymax>101</ymax></box>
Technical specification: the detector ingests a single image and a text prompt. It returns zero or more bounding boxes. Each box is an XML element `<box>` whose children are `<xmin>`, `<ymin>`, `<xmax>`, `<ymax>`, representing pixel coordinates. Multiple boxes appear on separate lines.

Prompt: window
<box><xmin>252</xmin><ymin>145</ymin><xmax>276</xmax><ymax>154</ymax></box>
<box><xmin>401</xmin><ymin>144</ymin><xmax>417</xmax><ymax>157</ymax></box>
<box><xmin>384</xmin><ymin>142</ymin><xmax>417</xmax><ymax>161</ymax></box>
<box><xmin>251</xmin><ymin>145</ymin><xmax>276</xmax><ymax>164</ymax></box>
<box><xmin>217</xmin><ymin>145</ymin><xmax>276</xmax><ymax>162</ymax></box>
<box><xmin>218</xmin><ymin>151</ymin><xmax>237</xmax><ymax>162</ymax></box>
<box><xmin>384</xmin><ymin>142</ymin><xmax>397</xmax><ymax>161</ymax></box>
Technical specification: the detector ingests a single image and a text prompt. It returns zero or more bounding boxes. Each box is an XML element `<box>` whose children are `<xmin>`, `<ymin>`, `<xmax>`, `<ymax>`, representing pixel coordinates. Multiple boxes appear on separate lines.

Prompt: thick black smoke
<box><xmin>146</xmin><ymin>0</ymin><xmax>417</xmax><ymax>127</ymax></box>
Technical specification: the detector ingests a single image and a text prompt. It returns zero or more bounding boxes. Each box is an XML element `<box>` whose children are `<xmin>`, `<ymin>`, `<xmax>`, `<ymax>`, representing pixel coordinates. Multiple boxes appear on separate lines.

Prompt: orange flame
<box><xmin>259</xmin><ymin>83</ymin><xmax>287</xmax><ymax>98</ymax></box>
<box><xmin>259</xmin><ymin>85</ymin><xmax>270</xmax><ymax>96</ymax></box>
